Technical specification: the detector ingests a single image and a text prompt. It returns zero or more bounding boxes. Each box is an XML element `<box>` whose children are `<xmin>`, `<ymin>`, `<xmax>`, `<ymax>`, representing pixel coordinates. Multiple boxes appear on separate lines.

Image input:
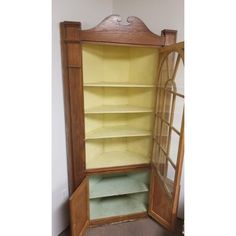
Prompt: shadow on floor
<box><xmin>60</xmin><ymin>218</ymin><xmax>183</xmax><ymax>236</ymax></box>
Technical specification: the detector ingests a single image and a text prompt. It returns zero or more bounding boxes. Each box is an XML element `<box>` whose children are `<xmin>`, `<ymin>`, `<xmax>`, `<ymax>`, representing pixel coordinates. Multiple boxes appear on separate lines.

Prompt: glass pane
<box><xmin>174</xmin><ymin>59</ymin><xmax>184</xmax><ymax>94</ymax></box>
<box><xmin>158</xmin><ymin>149</ymin><xmax>167</xmax><ymax>177</ymax></box>
<box><xmin>167</xmin><ymin>161</ymin><xmax>175</xmax><ymax>181</ymax></box>
<box><xmin>164</xmin><ymin>161</ymin><xmax>175</xmax><ymax>195</ymax></box>
<box><xmin>156</xmin><ymin>118</ymin><xmax>162</xmax><ymax>141</ymax></box>
<box><xmin>166</xmin><ymin>52</ymin><xmax>178</xmax><ymax>80</ymax></box>
<box><xmin>173</xmin><ymin>96</ymin><xmax>184</xmax><ymax>132</ymax></box>
<box><xmin>153</xmin><ymin>143</ymin><xmax>160</xmax><ymax>166</ymax></box>
<box><xmin>158</xmin><ymin>59</ymin><xmax>169</xmax><ymax>88</ymax></box>
<box><xmin>165</xmin><ymin>52</ymin><xmax>184</xmax><ymax>94</ymax></box>
<box><xmin>169</xmin><ymin>130</ymin><xmax>180</xmax><ymax>165</ymax></box>
<box><xmin>162</xmin><ymin>90</ymin><xmax>173</xmax><ymax>123</ymax></box>
<box><xmin>160</xmin><ymin>122</ymin><xmax>169</xmax><ymax>152</ymax></box>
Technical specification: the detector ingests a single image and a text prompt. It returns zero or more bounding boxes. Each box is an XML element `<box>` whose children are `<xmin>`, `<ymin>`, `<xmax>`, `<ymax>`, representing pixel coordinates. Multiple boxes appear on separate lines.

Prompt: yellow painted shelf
<box><xmin>85</xmin><ymin>105</ymin><xmax>153</xmax><ymax>114</ymax></box>
<box><xmin>83</xmin><ymin>44</ymin><xmax>158</xmax><ymax>169</ymax></box>
<box><xmin>84</xmin><ymin>82</ymin><xmax>156</xmax><ymax>88</ymax></box>
<box><xmin>86</xmin><ymin>151</ymin><xmax>150</xmax><ymax>169</ymax></box>
<box><xmin>85</xmin><ymin>126</ymin><xmax>152</xmax><ymax>140</ymax></box>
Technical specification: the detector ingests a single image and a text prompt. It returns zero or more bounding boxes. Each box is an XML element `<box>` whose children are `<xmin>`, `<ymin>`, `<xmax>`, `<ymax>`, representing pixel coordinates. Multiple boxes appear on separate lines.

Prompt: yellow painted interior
<box><xmin>82</xmin><ymin>44</ymin><xmax>159</xmax><ymax>85</ymax></box>
<box><xmin>82</xmin><ymin>43</ymin><xmax>159</xmax><ymax>169</ymax></box>
<box><xmin>86</xmin><ymin>137</ymin><xmax>152</xmax><ymax>169</ymax></box>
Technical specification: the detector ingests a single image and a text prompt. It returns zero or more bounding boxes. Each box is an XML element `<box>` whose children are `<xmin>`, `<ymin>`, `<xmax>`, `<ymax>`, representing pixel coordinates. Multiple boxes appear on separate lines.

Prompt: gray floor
<box><xmin>60</xmin><ymin>218</ymin><xmax>183</xmax><ymax>236</ymax></box>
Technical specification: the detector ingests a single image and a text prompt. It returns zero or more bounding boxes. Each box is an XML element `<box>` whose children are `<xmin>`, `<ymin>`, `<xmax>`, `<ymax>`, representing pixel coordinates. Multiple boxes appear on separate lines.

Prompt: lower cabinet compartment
<box><xmin>90</xmin><ymin>193</ymin><xmax>148</xmax><ymax>220</ymax></box>
<box><xmin>89</xmin><ymin>170</ymin><xmax>150</xmax><ymax>220</ymax></box>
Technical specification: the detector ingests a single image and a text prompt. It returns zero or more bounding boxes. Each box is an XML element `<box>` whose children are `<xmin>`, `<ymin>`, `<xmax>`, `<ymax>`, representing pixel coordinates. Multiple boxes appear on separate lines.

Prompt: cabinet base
<box><xmin>89</xmin><ymin>212</ymin><xmax>148</xmax><ymax>227</ymax></box>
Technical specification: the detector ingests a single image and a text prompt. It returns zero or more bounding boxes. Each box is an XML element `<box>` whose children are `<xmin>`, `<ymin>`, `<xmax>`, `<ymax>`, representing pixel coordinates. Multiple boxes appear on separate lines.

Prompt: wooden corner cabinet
<box><xmin>60</xmin><ymin>15</ymin><xmax>184</xmax><ymax>236</ymax></box>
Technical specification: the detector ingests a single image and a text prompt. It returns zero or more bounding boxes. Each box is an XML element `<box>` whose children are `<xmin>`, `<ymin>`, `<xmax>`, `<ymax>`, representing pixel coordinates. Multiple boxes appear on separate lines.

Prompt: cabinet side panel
<box><xmin>68</xmin><ymin>67</ymin><xmax>86</xmax><ymax>188</ymax></box>
<box><xmin>60</xmin><ymin>22</ymin><xmax>86</xmax><ymax>194</ymax></box>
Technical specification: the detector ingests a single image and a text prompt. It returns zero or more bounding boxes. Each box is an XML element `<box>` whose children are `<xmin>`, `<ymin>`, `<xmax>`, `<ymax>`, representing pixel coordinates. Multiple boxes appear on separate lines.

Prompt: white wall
<box><xmin>52</xmin><ymin>1</ymin><xmax>112</xmax><ymax>235</ymax></box>
<box><xmin>53</xmin><ymin>1</ymin><xmax>184</xmax><ymax>235</ymax></box>
<box><xmin>112</xmin><ymin>0</ymin><xmax>184</xmax><ymax>219</ymax></box>
<box><xmin>112</xmin><ymin>0</ymin><xmax>184</xmax><ymax>41</ymax></box>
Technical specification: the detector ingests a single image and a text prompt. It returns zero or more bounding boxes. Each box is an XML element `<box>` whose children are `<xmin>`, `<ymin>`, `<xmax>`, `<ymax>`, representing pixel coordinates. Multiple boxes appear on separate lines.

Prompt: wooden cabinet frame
<box><xmin>60</xmin><ymin>15</ymin><xmax>184</xmax><ymax>235</ymax></box>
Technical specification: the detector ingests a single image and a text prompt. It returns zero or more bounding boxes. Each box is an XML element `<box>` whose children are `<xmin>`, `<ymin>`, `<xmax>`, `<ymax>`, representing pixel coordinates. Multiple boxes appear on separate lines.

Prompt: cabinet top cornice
<box><xmin>62</xmin><ymin>15</ymin><xmax>177</xmax><ymax>46</ymax></box>
<box><xmin>81</xmin><ymin>14</ymin><xmax>165</xmax><ymax>46</ymax></box>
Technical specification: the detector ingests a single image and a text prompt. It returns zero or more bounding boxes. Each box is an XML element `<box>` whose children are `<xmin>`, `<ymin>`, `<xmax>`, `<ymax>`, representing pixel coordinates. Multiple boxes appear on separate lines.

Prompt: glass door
<box><xmin>149</xmin><ymin>42</ymin><xmax>184</xmax><ymax>230</ymax></box>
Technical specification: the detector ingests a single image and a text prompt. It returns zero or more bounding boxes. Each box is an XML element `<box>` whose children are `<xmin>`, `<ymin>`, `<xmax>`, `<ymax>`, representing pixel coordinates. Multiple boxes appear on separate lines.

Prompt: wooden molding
<box><xmin>159</xmin><ymin>42</ymin><xmax>184</xmax><ymax>53</ymax></box>
<box><xmin>89</xmin><ymin>212</ymin><xmax>148</xmax><ymax>227</ymax></box>
<box><xmin>161</xmin><ymin>29</ymin><xmax>177</xmax><ymax>46</ymax></box>
<box><xmin>81</xmin><ymin>15</ymin><xmax>165</xmax><ymax>46</ymax></box>
<box><xmin>61</xmin><ymin>21</ymin><xmax>81</xmax><ymax>41</ymax></box>
<box><xmin>86</xmin><ymin>164</ymin><xmax>150</xmax><ymax>175</ymax></box>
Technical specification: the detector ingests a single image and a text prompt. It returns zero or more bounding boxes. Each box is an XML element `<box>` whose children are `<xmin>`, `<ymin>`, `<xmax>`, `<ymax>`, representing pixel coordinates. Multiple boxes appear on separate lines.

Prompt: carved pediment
<box><xmin>81</xmin><ymin>15</ymin><xmax>165</xmax><ymax>46</ymax></box>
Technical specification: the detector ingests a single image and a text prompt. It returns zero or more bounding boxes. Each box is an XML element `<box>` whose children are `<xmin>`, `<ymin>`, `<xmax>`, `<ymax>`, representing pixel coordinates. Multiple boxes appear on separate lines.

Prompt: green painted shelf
<box><xmin>89</xmin><ymin>175</ymin><xmax>149</xmax><ymax>199</ymax></box>
<box><xmin>90</xmin><ymin>194</ymin><xmax>147</xmax><ymax>220</ymax></box>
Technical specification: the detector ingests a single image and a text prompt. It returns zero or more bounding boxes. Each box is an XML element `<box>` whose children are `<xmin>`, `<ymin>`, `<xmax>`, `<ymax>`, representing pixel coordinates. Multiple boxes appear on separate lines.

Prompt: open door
<box><xmin>70</xmin><ymin>178</ymin><xmax>89</xmax><ymax>236</ymax></box>
<box><xmin>149</xmin><ymin>42</ymin><xmax>184</xmax><ymax>230</ymax></box>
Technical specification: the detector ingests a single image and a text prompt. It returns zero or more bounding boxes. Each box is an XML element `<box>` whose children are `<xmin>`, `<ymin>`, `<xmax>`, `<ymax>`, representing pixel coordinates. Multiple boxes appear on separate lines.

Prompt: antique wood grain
<box><xmin>89</xmin><ymin>212</ymin><xmax>148</xmax><ymax>227</ymax></box>
<box><xmin>60</xmin><ymin>22</ymin><xmax>86</xmax><ymax>194</ymax></box>
<box><xmin>80</xmin><ymin>41</ymin><xmax>161</xmax><ymax>48</ymax></box>
<box><xmin>70</xmin><ymin>178</ymin><xmax>89</xmax><ymax>236</ymax></box>
<box><xmin>161</xmin><ymin>29</ymin><xmax>177</xmax><ymax>46</ymax></box>
<box><xmin>86</xmin><ymin>164</ymin><xmax>150</xmax><ymax>175</ymax></box>
<box><xmin>81</xmin><ymin>15</ymin><xmax>165</xmax><ymax>46</ymax></box>
<box><xmin>170</xmin><ymin>112</ymin><xmax>184</xmax><ymax>229</ymax></box>
<box><xmin>148</xmin><ymin>168</ymin><xmax>173</xmax><ymax>230</ymax></box>
<box><xmin>159</xmin><ymin>42</ymin><xmax>184</xmax><ymax>54</ymax></box>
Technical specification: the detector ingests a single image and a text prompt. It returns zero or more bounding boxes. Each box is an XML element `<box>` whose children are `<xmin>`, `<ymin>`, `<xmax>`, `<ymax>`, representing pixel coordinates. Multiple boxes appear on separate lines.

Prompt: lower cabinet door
<box><xmin>70</xmin><ymin>177</ymin><xmax>89</xmax><ymax>236</ymax></box>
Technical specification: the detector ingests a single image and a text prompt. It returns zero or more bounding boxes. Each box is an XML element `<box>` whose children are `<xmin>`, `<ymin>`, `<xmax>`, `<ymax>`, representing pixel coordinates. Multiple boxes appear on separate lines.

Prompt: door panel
<box><xmin>149</xmin><ymin>170</ymin><xmax>173</xmax><ymax>227</ymax></box>
<box><xmin>70</xmin><ymin>178</ymin><xmax>89</xmax><ymax>236</ymax></box>
<box><xmin>149</xmin><ymin>42</ymin><xmax>184</xmax><ymax>230</ymax></box>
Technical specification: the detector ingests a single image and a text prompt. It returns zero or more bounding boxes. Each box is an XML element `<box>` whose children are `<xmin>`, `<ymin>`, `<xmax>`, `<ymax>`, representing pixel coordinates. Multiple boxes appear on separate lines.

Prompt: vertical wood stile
<box><xmin>60</xmin><ymin>22</ymin><xmax>86</xmax><ymax>194</ymax></box>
